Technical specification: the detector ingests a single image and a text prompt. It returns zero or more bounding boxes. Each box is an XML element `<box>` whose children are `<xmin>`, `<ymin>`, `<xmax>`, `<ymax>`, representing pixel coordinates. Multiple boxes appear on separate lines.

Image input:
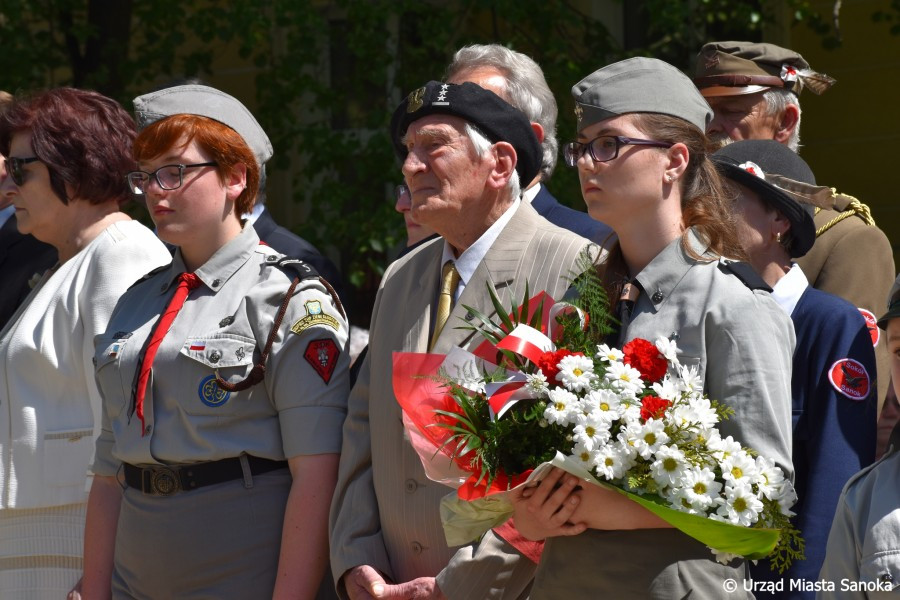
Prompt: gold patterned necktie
<box><xmin>430</xmin><ymin>260</ymin><xmax>460</xmax><ymax>351</ymax></box>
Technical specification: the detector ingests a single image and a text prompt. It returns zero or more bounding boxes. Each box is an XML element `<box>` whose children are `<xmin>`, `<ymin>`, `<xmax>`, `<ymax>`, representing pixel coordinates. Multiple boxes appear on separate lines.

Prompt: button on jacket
<box><xmin>92</xmin><ymin>225</ymin><xmax>349</xmax><ymax>474</ymax></box>
<box><xmin>532</xmin><ymin>229</ymin><xmax>796</xmax><ymax>599</ymax></box>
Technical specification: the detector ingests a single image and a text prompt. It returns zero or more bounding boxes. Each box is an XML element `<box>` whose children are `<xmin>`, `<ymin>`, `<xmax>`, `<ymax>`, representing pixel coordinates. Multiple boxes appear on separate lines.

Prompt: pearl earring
<box><xmin>775</xmin><ymin>232</ymin><xmax>782</xmax><ymax>243</ymax></box>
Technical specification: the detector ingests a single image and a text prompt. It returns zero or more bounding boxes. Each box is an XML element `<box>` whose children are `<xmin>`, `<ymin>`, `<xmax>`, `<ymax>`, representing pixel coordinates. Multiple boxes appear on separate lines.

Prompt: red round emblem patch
<box><xmin>828</xmin><ymin>358</ymin><xmax>870</xmax><ymax>401</ymax></box>
<box><xmin>859</xmin><ymin>308</ymin><xmax>880</xmax><ymax>347</ymax></box>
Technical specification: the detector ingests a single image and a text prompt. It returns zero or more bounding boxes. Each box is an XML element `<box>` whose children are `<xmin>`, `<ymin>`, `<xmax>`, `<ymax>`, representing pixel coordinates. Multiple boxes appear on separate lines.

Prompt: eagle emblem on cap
<box><xmin>574</xmin><ymin>104</ymin><xmax>583</xmax><ymax>122</ymax></box>
<box><xmin>407</xmin><ymin>87</ymin><xmax>426</xmax><ymax>113</ymax></box>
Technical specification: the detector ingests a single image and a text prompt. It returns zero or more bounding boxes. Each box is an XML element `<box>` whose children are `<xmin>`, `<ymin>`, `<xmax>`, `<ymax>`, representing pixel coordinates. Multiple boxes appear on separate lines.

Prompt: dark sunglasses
<box><xmin>6</xmin><ymin>156</ymin><xmax>41</xmax><ymax>186</ymax></box>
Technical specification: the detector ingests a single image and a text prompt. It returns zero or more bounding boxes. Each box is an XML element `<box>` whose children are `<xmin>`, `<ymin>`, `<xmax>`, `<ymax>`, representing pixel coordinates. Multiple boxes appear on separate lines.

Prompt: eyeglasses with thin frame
<box><xmin>6</xmin><ymin>156</ymin><xmax>42</xmax><ymax>186</ymax></box>
<box><xmin>126</xmin><ymin>162</ymin><xmax>217</xmax><ymax>195</ymax></box>
<box><xmin>563</xmin><ymin>136</ymin><xmax>673</xmax><ymax>168</ymax></box>
<box><xmin>395</xmin><ymin>183</ymin><xmax>410</xmax><ymax>203</ymax></box>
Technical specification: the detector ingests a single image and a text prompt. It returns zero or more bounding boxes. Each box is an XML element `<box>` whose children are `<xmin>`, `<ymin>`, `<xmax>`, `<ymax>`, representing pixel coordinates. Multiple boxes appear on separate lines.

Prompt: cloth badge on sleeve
<box><xmin>828</xmin><ymin>358</ymin><xmax>870</xmax><ymax>401</ymax></box>
<box><xmin>198</xmin><ymin>374</ymin><xmax>231</xmax><ymax>407</ymax></box>
<box><xmin>304</xmin><ymin>338</ymin><xmax>340</xmax><ymax>384</ymax></box>
<box><xmin>290</xmin><ymin>300</ymin><xmax>340</xmax><ymax>335</ymax></box>
<box><xmin>858</xmin><ymin>308</ymin><xmax>880</xmax><ymax>347</ymax></box>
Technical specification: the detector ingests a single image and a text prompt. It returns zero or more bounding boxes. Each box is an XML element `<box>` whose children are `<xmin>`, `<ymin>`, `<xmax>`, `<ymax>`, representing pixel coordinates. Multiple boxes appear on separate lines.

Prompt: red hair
<box><xmin>0</xmin><ymin>87</ymin><xmax>136</xmax><ymax>206</ymax></box>
<box><xmin>133</xmin><ymin>114</ymin><xmax>259</xmax><ymax>216</ymax></box>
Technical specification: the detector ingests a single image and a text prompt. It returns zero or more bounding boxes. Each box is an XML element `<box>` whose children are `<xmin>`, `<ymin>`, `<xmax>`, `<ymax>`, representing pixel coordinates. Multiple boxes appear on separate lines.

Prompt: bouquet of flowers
<box><xmin>393</xmin><ymin>271</ymin><xmax>804</xmax><ymax>572</ymax></box>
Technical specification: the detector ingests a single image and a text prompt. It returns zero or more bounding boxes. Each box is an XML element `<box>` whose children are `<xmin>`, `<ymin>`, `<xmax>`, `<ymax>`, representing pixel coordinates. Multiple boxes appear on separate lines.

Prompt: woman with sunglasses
<box><xmin>0</xmin><ymin>88</ymin><xmax>170</xmax><ymax>598</ymax></box>
<box><xmin>81</xmin><ymin>88</ymin><xmax>349</xmax><ymax>598</ymax></box>
<box><xmin>510</xmin><ymin>58</ymin><xmax>796</xmax><ymax>599</ymax></box>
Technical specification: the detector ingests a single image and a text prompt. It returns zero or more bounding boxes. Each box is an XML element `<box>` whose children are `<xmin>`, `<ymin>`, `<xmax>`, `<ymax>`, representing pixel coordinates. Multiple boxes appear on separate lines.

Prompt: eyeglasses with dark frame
<box><xmin>6</xmin><ymin>156</ymin><xmax>42</xmax><ymax>186</ymax></box>
<box><xmin>126</xmin><ymin>162</ymin><xmax>218</xmax><ymax>195</ymax></box>
<box><xmin>563</xmin><ymin>136</ymin><xmax>674</xmax><ymax>168</ymax></box>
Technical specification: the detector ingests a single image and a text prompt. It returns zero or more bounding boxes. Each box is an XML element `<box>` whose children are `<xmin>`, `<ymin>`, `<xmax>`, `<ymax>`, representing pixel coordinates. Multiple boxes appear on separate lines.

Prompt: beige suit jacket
<box><xmin>330</xmin><ymin>202</ymin><xmax>593</xmax><ymax>599</ymax></box>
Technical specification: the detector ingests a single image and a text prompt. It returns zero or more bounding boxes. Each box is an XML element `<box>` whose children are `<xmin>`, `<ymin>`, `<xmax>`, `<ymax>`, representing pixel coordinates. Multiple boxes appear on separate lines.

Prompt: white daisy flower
<box><xmin>670</xmin><ymin>396</ymin><xmax>719</xmax><ymax>438</ymax></box>
<box><xmin>586</xmin><ymin>389</ymin><xmax>622</xmax><ymax>420</ymax></box>
<box><xmin>716</xmin><ymin>481</ymin><xmax>763</xmax><ymax>526</ymax></box>
<box><xmin>650</xmin><ymin>444</ymin><xmax>688</xmax><ymax>488</ymax></box>
<box><xmin>525</xmin><ymin>371</ymin><xmax>549</xmax><ymax>395</ymax></box>
<box><xmin>570</xmin><ymin>439</ymin><xmax>599</xmax><ymax>470</ymax></box>
<box><xmin>676</xmin><ymin>466</ymin><xmax>723</xmax><ymax>510</ymax></box>
<box><xmin>651</xmin><ymin>376</ymin><xmax>680</xmax><ymax>402</ymax></box>
<box><xmin>573</xmin><ymin>415</ymin><xmax>611</xmax><ymax>451</ymax></box>
<box><xmin>593</xmin><ymin>443</ymin><xmax>633</xmax><ymax>481</ymax></box>
<box><xmin>753</xmin><ymin>455</ymin><xmax>786</xmax><ymax>500</ymax></box>
<box><xmin>668</xmin><ymin>486</ymin><xmax>707</xmax><ymax>515</ymax></box>
<box><xmin>771</xmin><ymin>481</ymin><xmax>798</xmax><ymax>516</ymax></box>
<box><xmin>655</xmin><ymin>336</ymin><xmax>680</xmax><ymax>364</ymax></box>
<box><xmin>604</xmin><ymin>361</ymin><xmax>645</xmax><ymax>395</ymax></box>
<box><xmin>720</xmin><ymin>450</ymin><xmax>759</xmax><ymax>486</ymax></box>
<box><xmin>708</xmin><ymin>434</ymin><xmax>743</xmax><ymax>462</ymax></box>
<box><xmin>627</xmin><ymin>419</ymin><xmax>670</xmax><ymax>459</ymax></box>
<box><xmin>596</xmin><ymin>343</ymin><xmax>624</xmax><ymax>363</ymax></box>
<box><xmin>544</xmin><ymin>388</ymin><xmax>577</xmax><ymax>425</ymax></box>
<box><xmin>678</xmin><ymin>364</ymin><xmax>704</xmax><ymax>394</ymax></box>
<box><xmin>557</xmin><ymin>354</ymin><xmax>597</xmax><ymax>392</ymax></box>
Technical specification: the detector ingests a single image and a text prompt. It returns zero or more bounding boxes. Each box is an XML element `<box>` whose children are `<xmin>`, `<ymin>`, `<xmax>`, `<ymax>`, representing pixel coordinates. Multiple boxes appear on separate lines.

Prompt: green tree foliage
<box><xmin>0</xmin><ymin>0</ymin><xmax>843</xmax><ymax>323</ymax></box>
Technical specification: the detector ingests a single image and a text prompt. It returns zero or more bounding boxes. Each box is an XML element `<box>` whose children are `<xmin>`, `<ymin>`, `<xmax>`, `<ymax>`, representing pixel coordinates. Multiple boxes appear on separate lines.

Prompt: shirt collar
<box><xmin>159</xmin><ymin>224</ymin><xmax>259</xmax><ymax>294</ymax></box>
<box><xmin>441</xmin><ymin>197</ymin><xmax>521</xmax><ymax>288</ymax></box>
<box><xmin>633</xmin><ymin>228</ymin><xmax>710</xmax><ymax>309</ymax></box>
<box><xmin>770</xmin><ymin>263</ymin><xmax>808</xmax><ymax>317</ymax></box>
<box><xmin>521</xmin><ymin>182</ymin><xmax>541</xmax><ymax>205</ymax></box>
<box><xmin>241</xmin><ymin>202</ymin><xmax>265</xmax><ymax>225</ymax></box>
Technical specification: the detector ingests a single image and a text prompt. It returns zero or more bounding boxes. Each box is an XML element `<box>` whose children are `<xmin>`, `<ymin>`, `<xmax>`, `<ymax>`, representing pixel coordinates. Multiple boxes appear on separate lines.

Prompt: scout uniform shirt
<box><xmin>531</xmin><ymin>228</ymin><xmax>796</xmax><ymax>600</ymax></box>
<box><xmin>92</xmin><ymin>224</ymin><xmax>349</xmax><ymax>474</ymax></box>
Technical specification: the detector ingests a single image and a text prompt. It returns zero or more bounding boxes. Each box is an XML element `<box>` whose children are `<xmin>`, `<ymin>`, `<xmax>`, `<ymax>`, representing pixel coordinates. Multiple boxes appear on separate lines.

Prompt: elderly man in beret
<box><xmin>695</xmin><ymin>41</ymin><xmax>897</xmax><ymax>454</ymax></box>
<box><xmin>444</xmin><ymin>44</ymin><xmax>613</xmax><ymax>244</ymax></box>
<box><xmin>330</xmin><ymin>81</ymin><xmax>592</xmax><ymax>599</ymax></box>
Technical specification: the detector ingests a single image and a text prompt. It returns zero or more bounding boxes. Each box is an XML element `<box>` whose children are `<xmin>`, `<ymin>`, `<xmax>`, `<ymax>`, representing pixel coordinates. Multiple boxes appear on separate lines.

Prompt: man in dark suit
<box><xmin>0</xmin><ymin>160</ymin><xmax>58</xmax><ymax>329</ymax></box>
<box><xmin>445</xmin><ymin>44</ymin><xmax>614</xmax><ymax>246</ymax></box>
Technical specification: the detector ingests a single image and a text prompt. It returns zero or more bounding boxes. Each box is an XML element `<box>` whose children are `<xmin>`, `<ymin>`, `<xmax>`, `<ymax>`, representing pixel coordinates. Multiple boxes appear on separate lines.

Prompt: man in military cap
<box><xmin>445</xmin><ymin>44</ymin><xmax>613</xmax><ymax>244</ymax></box>
<box><xmin>330</xmin><ymin>81</ymin><xmax>592</xmax><ymax>599</ymax></box>
<box><xmin>694</xmin><ymin>41</ymin><xmax>896</xmax><ymax>442</ymax></box>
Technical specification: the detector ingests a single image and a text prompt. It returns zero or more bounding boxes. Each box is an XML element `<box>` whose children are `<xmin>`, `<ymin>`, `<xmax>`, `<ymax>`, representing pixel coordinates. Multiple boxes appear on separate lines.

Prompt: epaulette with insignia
<box><xmin>719</xmin><ymin>259</ymin><xmax>772</xmax><ymax>292</ymax></box>
<box><xmin>127</xmin><ymin>264</ymin><xmax>169</xmax><ymax>290</ymax></box>
<box><xmin>265</xmin><ymin>256</ymin><xmax>346</xmax><ymax>320</ymax></box>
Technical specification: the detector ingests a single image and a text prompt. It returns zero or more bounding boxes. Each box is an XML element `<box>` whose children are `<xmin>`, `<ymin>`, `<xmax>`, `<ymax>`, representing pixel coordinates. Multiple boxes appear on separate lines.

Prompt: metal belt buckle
<box><xmin>149</xmin><ymin>467</ymin><xmax>181</xmax><ymax>496</ymax></box>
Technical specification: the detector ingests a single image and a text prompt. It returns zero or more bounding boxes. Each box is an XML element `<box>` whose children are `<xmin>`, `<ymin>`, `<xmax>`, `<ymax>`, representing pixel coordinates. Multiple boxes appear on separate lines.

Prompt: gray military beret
<box><xmin>572</xmin><ymin>57</ymin><xmax>713</xmax><ymax>133</ymax></box>
<box><xmin>133</xmin><ymin>85</ymin><xmax>273</xmax><ymax>167</ymax></box>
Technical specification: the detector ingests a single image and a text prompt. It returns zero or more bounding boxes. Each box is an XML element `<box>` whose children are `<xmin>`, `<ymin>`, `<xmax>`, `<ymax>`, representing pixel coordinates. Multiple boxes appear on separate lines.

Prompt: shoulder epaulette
<box><xmin>814</xmin><ymin>193</ymin><xmax>876</xmax><ymax>237</ymax></box>
<box><xmin>265</xmin><ymin>255</ymin><xmax>345</xmax><ymax>320</ymax></box>
<box><xmin>719</xmin><ymin>260</ymin><xmax>772</xmax><ymax>292</ymax></box>
<box><xmin>263</xmin><ymin>255</ymin><xmax>321</xmax><ymax>280</ymax></box>
<box><xmin>127</xmin><ymin>264</ymin><xmax>168</xmax><ymax>290</ymax></box>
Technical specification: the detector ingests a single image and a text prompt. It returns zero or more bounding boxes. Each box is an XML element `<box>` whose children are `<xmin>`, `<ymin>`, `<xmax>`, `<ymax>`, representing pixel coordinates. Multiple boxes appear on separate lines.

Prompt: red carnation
<box><xmin>536</xmin><ymin>349</ymin><xmax>581</xmax><ymax>384</ymax></box>
<box><xmin>640</xmin><ymin>395</ymin><xmax>671</xmax><ymax>421</ymax></box>
<box><xmin>623</xmin><ymin>338</ymin><xmax>668</xmax><ymax>383</ymax></box>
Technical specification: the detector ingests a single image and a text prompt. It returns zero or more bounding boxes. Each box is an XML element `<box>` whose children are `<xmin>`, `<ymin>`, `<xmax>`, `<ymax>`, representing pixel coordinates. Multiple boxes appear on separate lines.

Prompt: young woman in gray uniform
<box><xmin>510</xmin><ymin>58</ymin><xmax>796</xmax><ymax>599</ymax></box>
<box><xmin>81</xmin><ymin>94</ymin><xmax>350</xmax><ymax>598</ymax></box>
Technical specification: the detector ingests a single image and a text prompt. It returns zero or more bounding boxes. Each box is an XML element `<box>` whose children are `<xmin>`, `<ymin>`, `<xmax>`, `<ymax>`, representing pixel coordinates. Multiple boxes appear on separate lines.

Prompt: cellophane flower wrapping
<box><xmin>392</xmin><ymin>277</ymin><xmax>803</xmax><ymax>573</ymax></box>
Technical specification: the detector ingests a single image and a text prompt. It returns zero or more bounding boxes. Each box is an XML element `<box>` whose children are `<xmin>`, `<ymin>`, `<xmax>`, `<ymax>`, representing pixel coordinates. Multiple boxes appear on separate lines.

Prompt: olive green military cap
<box><xmin>572</xmin><ymin>57</ymin><xmax>712</xmax><ymax>132</ymax></box>
<box><xmin>694</xmin><ymin>41</ymin><xmax>835</xmax><ymax>97</ymax></box>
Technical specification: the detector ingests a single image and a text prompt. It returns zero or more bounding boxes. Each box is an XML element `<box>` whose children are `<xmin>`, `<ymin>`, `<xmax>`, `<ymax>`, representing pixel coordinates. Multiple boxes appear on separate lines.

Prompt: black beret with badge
<box><xmin>712</xmin><ymin>139</ymin><xmax>817</xmax><ymax>257</ymax></box>
<box><xmin>694</xmin><ymin>41</ymin><xmax>836</xmax><ymax>98</ymax></box>
<box><xmin>390</xmin><ymin>80</ymin><xmax>541</xmax><ymax>184</ymax></box>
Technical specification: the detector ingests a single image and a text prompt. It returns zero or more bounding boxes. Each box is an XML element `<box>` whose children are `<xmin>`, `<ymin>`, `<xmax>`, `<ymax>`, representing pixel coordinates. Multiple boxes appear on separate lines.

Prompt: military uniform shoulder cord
<box><xmin>814</xmin><ymin>191</ymin><xmax>876</xmax><ymax>238</ymax></box>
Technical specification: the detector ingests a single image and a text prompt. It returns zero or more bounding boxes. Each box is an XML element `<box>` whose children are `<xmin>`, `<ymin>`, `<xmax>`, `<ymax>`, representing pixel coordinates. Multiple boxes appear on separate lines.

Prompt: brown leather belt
<box><xmin>123</xmin><ymin>455</ymin><xmax>287</xmax><ymax>496</ymax></box>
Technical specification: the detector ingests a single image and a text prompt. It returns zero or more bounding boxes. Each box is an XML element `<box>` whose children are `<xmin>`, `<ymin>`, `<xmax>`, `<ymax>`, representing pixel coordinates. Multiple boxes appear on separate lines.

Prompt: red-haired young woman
<box><xmin>81</xmin><ymin>100</ymin><xmax>349</xmax><ymax>598</ymax></box>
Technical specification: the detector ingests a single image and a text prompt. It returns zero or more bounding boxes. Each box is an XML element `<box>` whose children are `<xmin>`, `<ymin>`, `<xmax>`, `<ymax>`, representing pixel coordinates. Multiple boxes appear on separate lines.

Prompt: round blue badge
<box><xmin>198</xmin><ymin>374</ymin><xmax>231</xmax><ymax>407</ymax></box>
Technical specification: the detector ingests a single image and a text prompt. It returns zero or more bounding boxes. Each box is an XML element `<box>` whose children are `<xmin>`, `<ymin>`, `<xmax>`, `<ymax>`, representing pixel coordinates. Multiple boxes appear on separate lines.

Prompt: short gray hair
<box><xmin>447</xmin><ymin>44</ymin><xmax>558</xmax><ymax>180</ymax></box>
<box><xmin>465</xmin><ymin>122</ymin><xmax>521</xmax><ymax>202</ymax></box>
<box><xmin>762</xmin><ymin>88</ymin><xmax>801</xmax><ymax>152</ymax></box>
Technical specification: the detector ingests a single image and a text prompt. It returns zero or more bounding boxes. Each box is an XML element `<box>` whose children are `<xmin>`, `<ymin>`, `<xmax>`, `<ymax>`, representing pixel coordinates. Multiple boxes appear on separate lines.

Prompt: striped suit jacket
<box><xmin>330</xmin><ymin>202</ymin><xmax>594</xmax><ymax>599</ymax></box>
